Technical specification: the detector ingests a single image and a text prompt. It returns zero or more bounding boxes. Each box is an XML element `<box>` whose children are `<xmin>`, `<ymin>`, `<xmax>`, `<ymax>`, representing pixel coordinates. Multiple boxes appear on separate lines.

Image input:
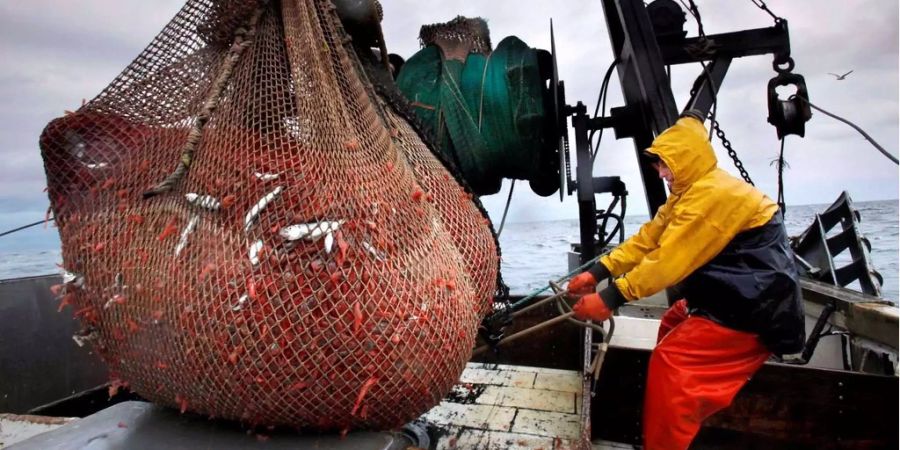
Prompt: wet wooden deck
<box><xmin>419</xmin><ymin>362</ymin><xmax>584</xmax><ymax>449</ymax></box>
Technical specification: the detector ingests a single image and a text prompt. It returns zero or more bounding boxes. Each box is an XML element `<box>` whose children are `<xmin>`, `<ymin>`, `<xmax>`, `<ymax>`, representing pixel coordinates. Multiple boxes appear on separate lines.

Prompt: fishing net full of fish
<box><xmin>38</xmin><ymin>0</ymin><xmax>501</xmax><ymax>430</ymax></box>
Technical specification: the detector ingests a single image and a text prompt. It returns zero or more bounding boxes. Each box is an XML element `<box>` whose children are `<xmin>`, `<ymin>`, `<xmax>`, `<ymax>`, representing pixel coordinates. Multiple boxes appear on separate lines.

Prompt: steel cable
<box><xmin>793</xmin><ymin>95</ymin><xmax>898</xmax><ymax>165</ymax></box>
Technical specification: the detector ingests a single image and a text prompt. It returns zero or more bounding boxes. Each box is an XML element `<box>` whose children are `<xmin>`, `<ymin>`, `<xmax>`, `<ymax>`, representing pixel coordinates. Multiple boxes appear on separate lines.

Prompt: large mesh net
<box><xmin>39</xmin><ymin>0</ymin><xmax>500</xmax><ymax>431</ymax></box>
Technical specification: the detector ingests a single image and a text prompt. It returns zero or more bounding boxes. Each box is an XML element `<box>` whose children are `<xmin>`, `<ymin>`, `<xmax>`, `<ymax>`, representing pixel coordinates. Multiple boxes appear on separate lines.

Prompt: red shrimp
<box><xmin>198</xmin><ymin>262</ymin><xmax>217</xmax><ymax>281</ymax></box>
<box><xmin>126</xmin><ymin>319</ymin><xmax>140</xmax><ymax>333</ymax></box>
<box><xmin>175</xmin><ymin>394</ymin><xmax>188</xmax><ymax>414</ymax></box>
<box><xmin>350</xmin><ymin>377</ymin><xmax>378</xmax><ymax>416</ymax></box>
<box><xmin>57</xmin><ymin>292</ymin><xmax>75</xmax><ymax>312</ymax></box>
<box><xmin>287</xmin><ymin>381</ymin><xmax>308</xmax><ymax>393</ymax></box>
<box><xmin>352</xmin><ymin>302</ymin><xmax>363</xmax><ymax>335</ymax></box>
<box><xmin>108</xmin><ymin>379</ymin><xmax>126</xmax><ymax>398</ymax></box>
<box><xmin>157</xmin><ymin>217</ymin><xmax>178</xmax><ymax>241</ymax></box>
<box><xmin>220</xmin><ymin>195</ymin><xmax>236</xmax><ymax>209</ymax></box>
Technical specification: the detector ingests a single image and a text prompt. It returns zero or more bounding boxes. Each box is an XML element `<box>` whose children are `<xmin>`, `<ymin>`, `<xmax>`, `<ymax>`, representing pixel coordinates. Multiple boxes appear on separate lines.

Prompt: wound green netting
<box><xmin>396</xmin><ymin>36</ymin><xmax>555</xmax><ymax>196</ymax></box>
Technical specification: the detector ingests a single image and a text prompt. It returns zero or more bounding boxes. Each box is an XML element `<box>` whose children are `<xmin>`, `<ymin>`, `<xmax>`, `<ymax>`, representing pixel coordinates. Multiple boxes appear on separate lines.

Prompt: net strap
<box><xmin>143</xmin><ymin>2</ymin><xmax>267</xmax><ymax>199</ymax></box>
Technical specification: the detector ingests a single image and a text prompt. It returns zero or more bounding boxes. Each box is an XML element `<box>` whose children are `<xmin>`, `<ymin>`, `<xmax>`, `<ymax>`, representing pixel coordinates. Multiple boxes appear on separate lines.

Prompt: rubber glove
<box><xmin>567</xmin><ymin>272</ymin><xmax>597</xmax><ymax>296</ymax></box>
<box><xmin>572</xmin><ymin>293</ymin><xmax>614</xmax><ymax>322</ymax></box>
<box><xmin>566</xmin><ymin>263</ymin><xmax>611</xmax><ymax>296</ymax></box>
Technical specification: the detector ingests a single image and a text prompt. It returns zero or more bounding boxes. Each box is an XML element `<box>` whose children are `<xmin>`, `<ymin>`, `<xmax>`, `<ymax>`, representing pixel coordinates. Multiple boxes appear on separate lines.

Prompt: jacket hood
<box><xmin>646</xmin><ymin>116</ymin><xmax>717</xmax><ymax>194</ymax></box>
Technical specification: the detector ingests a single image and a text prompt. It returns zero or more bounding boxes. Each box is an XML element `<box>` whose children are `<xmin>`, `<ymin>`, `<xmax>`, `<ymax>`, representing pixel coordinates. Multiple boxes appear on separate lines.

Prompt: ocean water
<box><xmin>1</xmin><ymin>201</ymin><xmax>897</xmax><ymax>302</ymax></box>
<box><xmin>499</xmin><ymin>200</ymin><xmax>899</xmax><ymax>303</ymax></box>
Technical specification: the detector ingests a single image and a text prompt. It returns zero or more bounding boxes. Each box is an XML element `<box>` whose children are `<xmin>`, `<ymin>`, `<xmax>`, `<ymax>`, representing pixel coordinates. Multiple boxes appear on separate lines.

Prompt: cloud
<box><xmin>0</xmin><ymin>0</ymin><xmax>896</xmax><ymax>234</ymax></box>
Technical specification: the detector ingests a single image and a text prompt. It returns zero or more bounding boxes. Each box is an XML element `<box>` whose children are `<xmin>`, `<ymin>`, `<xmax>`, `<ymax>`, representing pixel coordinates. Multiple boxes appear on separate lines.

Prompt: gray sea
<box><xmin>1</xmin><ymin>200</ymin><xmax>897</xmax><ymax>303</ymax></box>
<box><xmin>498</xmin><ymin>200</ymin><xmax>898</xmax><ymax>303</ymax></box>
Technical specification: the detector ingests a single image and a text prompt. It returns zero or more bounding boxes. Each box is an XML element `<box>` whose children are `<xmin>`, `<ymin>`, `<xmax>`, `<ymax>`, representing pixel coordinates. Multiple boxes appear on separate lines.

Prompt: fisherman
<box><xmin>566</xmin><ymin>111</ymin><xmax>805</xmax><ymax>449</ymax></box>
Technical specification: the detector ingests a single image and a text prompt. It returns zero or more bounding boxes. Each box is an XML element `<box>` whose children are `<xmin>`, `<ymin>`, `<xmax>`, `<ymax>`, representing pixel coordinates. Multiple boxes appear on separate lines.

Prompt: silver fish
<box><xmin>103</xmin><ymin>294</ymin><xmax>126</xmax><ymax>310</ymax></box>
<box><xmin>248</xmin><ymin>239</ymin><xmax>264</xmax><ymax>265</ymax></box>
<box><xmin>174</xmin><ymin>215</ymin><xmax>200</xmax><ymax>256</ymax></box>
<box><xmin>279</xmin><ymin>220</ymin><xmax>344</xmax><ymax>241</ymax></box>
<box><xmin>361</xmin><ymin>241</ymin><xmax>385</xmax><ymax>261</ymax></box>
<box><xmin>244</xmin><ymin>186</ymin><xmax>284</xmax><ymax>232</ymax></box>
<box><xmin>278</xmin><ymin>223</ymin><xmax>313</xmax><ymax>241</ymax></box>
<box><xmin>232</xmin><ymin>294</ymin><xmax>249</xmax><ymax>312</ymax></box>
<box><xmin>72</xmin><ymin>328</ymin><xmax>99</xmax><ymax>347</ymax></box>
<box><xmin>62</xmin><ymin>270</ymin><xmax>84</xmax><ymax>288</ymax></box>
<box><xmin>254</xmin><ymin>172</ymin><xmax>280</xmax><ymax>181</ymax></box>
<box><xmin>324</xmin><ymin>232</ymin><xmax>335</xmax><ymax>254</ymax></box>
<box><xmin>309</xmin><ymin>221</ymin><xmax>344</xmax><ymax>241</ymax></box>
<box><xmin>185</xmin><ymin>193</ymin><xmax>221</xmax><ymax>210</ymax></box>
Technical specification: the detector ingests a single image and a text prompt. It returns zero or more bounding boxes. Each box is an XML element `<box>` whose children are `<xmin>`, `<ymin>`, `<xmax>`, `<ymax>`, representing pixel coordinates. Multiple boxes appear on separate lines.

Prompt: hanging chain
<box><xmin>711</xmin><ymin>118</ymin><xmax>754</xmax><ymax>185</ymax></box>
<box><xmin>750</xmin><ymin>0</ymin><xmax>783</xmax><ymax>23</ymax></box>
<box><xmin>687</xmin><ymin>77</ymin><xmax>754</xmax><ymax>186</ymax></box>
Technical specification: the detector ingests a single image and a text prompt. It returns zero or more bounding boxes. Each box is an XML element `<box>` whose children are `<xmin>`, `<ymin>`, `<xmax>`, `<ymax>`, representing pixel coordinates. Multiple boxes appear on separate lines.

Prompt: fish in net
<box><xmin>39</xmin><ymin>0</ymin><xmax>502</xmax><ymax>431</ymax></box>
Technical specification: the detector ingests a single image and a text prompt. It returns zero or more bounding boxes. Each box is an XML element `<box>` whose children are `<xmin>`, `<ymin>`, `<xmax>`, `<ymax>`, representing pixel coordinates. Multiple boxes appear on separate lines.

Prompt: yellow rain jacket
<box><xmin>599</xmin><ymin>116</ymin><xmax>778</xmax><ymax>301</ymax></box>
<box><xmin>593</xmin><ymin>115</ymin><xmax>805</xmax><ymax>354</ymax></box>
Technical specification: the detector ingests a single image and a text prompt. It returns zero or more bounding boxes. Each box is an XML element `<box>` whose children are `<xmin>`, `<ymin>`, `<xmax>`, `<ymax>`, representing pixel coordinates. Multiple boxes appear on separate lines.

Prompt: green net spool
<box><xmin>396</xmin><ymin>36</ymin><xmax>557</xmax><ymax>196</ymax></box>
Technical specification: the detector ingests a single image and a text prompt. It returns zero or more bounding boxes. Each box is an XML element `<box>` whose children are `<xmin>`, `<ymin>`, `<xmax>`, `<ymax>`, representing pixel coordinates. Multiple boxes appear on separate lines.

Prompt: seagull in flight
<box><xmin>828</xmin><ymin>70</ymin><xmax>853</xmax><ymax>80</ymax></box>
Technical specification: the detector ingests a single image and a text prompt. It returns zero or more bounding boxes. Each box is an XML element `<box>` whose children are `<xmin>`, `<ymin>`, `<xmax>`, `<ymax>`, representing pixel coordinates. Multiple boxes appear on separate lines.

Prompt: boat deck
<box><xmin>419</xmin><ymin>362</ymin><xmax>584</xmax><ymax>449</ymax></box>
<box><xmin>3</xmin><ymin>363</ymin><xmax>595</xmax><ymax>449</ymax></box>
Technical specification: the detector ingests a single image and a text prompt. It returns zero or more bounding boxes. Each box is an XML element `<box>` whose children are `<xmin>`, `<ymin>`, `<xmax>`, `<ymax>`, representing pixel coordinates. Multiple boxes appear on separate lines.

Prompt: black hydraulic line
<box><xmin>599</xmin><ymin>213</ymin><xmax>623</xmax><ymax>247</ymax></box>
<box><xmin>604</xmin><ymin>194</ymin><xmax>627</xmax><ymax>246</ymax></box>
<box><xmin>597</xmin><ymin>193</ymin><xmax>625</xmax><ymax>245</ymax></box>
<box><xmin>592</xmin><ymin>60</ymin><xmax>619</xmax><ymax>120</ymax></box>
<box><xmin>839</xmin><ymin>333</ymin><xmax>851</xmax><ymax>371</ymax></box>
<box><xmin>800</xmin><ymin>302</ymin><xmax>836</xmax><ymax>363</ymax></box>
<box><xmin>597</xmin><ymin>195</ymin><xmax>620</xmax><ymax>244</ymax></box>
<box><xmin>496</xmin><ymin>180</ymin><xmax>516</xmax><ymax>237</ymax></box>
<box><xmin>590</xmin><ymin>59</ymin><xmax>619</xmax><ymax>163</ymax></box>
<box><xmin>0</xmin><ymin>217</ymin><xmax>54</xmax><ymax>238</ymax></box>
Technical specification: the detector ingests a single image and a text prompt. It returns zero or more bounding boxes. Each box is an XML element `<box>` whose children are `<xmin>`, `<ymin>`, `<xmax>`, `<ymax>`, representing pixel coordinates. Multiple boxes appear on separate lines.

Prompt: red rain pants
<box><xmin>643</xmin><ymin>300</ymin><xmax>771</xmax><ymax>450</ymax></box>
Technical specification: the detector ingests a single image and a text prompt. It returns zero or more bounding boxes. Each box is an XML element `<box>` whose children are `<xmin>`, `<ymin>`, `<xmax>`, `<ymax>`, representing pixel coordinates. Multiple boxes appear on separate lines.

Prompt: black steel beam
<box><xmin>601</xmin><ymin>0</ymin><xmax>678</xmax><ymax>217</ymax></box>
<box><xmin>658</xmin><ymin>23</ymin><xmax>791</xmax><ymax>66</ymax></box>
<box><xmin>573</xmin><ymin>103</ymin><xmax>599</xmax><ymax>262</ymax></box>
<box><xmin>683</xmin><ymin>57</ymin><xmax>731</xmax><ymax>117</ymax></box>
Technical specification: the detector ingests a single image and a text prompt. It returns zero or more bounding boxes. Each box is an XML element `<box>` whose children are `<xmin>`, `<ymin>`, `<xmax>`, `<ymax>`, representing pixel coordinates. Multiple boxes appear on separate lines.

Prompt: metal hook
<box><xmin>773</xmin><ymin>56</ymin><xmax>795</xmax><ymax>74</ymax></box>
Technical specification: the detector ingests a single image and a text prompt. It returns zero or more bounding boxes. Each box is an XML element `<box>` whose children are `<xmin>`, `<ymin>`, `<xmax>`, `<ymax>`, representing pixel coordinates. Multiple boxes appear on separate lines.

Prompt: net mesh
<box><xmin>39</xmin><ymin>0</ymin><xmax>499</xmax><ymax>430</ymax></box>
<box><xmin>419</xmin><ymin>15</ymin><xmax>492</xmax><ymax>56</ymax></box>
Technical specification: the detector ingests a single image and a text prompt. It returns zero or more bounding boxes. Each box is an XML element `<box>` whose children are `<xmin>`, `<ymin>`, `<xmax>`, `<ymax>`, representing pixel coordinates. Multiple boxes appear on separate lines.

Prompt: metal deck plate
<box><xmin>1</xmin><ymin>414</ymin><xmax>76</xmax><ymax>448</ymax></box>
<box><xmin>6</xmin><ymin>401</ymin><xmax>414</xmax><ymax>450</ymax></box>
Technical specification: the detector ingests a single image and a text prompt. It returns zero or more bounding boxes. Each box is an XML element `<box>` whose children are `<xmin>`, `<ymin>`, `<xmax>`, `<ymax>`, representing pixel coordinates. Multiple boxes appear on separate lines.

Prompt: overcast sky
<box><xmin>0</xmin><ymin>0</ymin><xmax>897</xmax><ymax>249</ymax></box>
